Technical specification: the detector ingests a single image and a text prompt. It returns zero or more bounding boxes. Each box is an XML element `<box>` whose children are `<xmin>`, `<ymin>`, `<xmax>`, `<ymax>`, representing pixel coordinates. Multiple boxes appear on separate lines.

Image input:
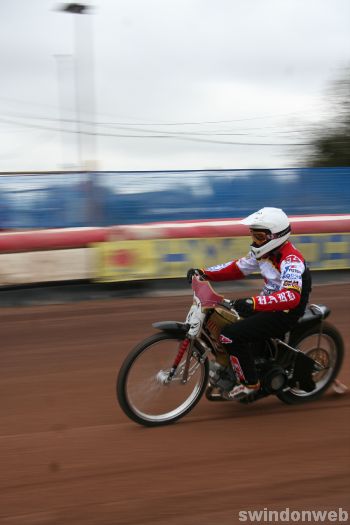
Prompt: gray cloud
<box><xmin>0</xmin><ymin>0</ymin><xmax>349</xmax><ymax>171</ymax></box>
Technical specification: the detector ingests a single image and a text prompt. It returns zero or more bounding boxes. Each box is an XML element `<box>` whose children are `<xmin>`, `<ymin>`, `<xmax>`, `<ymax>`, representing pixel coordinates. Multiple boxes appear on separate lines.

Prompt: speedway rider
<box><xmin>187</xmin><ymin>207</ymin><xmax>312</xmax><ymax>400</ymax></box>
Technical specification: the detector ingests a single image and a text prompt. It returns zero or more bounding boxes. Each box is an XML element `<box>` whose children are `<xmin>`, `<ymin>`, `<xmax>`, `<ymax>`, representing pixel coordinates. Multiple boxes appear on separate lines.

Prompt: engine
<box><xmin>260</xmin><ymin>365</ymin><xmax>288</xmax><ymax>394</ymax></box>
<box><xmin>208</xmin><ymin>361</ymin><xmax>236</xmax><ymax>391</ymax></box>
<box><xmin>209</xmin><ymin>359</ymin><xmax>288</xmax><ymax>398</ymax></box>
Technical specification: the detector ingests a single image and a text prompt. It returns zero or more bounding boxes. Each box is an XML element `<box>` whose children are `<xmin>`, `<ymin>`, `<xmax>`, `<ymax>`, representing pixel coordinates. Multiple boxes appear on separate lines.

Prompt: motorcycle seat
<box><xmin>297</xmin><ymin>304</ymin><xmax>330</xmax><ymax>324</ymax></box>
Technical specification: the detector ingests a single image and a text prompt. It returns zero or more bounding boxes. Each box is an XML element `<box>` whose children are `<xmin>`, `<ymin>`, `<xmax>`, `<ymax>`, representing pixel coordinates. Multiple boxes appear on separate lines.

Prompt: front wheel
<box><xmin>277</xmin><ymin>322</ymin><xmax>344</xmax><ymax>405</ymax></box>
<box><xmin>117</xmin><ymin>332</ymin><xmax>209</xmax><ymax>426</ymax></box>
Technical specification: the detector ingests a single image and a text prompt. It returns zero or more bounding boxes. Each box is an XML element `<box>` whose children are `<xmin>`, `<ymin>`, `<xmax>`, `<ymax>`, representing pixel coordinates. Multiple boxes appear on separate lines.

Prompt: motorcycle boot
<box><xmin>225</xmin><ymin>381</ymin><xmax>261</xmax><ymax>401</ymax></box>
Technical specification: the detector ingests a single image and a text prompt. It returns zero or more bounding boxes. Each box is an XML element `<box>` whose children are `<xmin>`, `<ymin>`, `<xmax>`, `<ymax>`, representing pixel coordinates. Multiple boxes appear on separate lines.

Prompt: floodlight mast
<box><xmin>58</xmin><ymin>3</ymin><xmax>97</xmax><ymax>171</ymax></box>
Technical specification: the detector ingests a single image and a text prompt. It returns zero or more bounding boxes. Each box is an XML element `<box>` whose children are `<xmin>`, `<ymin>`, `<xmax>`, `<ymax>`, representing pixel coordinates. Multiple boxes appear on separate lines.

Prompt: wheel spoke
<box><xmin>122</xmin><ymin>335</ymin><xmax>207</xmax><ymax>423</ymax></box>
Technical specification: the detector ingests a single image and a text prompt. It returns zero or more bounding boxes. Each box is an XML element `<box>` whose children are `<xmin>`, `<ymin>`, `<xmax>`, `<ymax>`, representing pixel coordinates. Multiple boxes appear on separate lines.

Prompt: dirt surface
<box><xmin>1</xmin><ymin>283</ymin><xmax>349</xmax><ymax>525</ymax></box>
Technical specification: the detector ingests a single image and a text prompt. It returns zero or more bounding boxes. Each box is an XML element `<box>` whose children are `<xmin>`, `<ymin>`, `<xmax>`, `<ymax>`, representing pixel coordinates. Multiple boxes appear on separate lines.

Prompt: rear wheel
<box><xmin>277</xmin><ymin>322</ymin><xmax>344</xmax><ymax>404</ymax></box>
<box><xmin>117</xmin><ymin>332</ymin><xmax>209</xmax><ymax>426</ymax></box>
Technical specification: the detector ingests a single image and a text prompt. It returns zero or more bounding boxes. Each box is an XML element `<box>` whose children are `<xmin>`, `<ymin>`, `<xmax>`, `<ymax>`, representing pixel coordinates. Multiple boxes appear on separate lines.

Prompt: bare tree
<box><xmin>305</xmin><ymin>67</ymin><xmax>350</xmax><ymax>167</ymax></box>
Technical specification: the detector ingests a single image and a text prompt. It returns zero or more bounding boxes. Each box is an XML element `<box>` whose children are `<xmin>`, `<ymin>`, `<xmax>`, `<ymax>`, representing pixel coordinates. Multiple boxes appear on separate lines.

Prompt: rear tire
<box><xmin>277</xmin><ymin>322</ymin><xmax>344</xmax><ymax>405</ymax></box>
<box><xmin>117</xmin><ymin>332</ymin><xmax>209</xmax><ymax>426</ymax></box>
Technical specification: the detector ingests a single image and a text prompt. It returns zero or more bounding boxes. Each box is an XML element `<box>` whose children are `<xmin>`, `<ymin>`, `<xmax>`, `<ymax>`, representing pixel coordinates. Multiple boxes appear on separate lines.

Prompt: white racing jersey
<box><xmin>203</xmin><ymin>241</ymin><xmax>311</xmax><ymax>314</ymax></box>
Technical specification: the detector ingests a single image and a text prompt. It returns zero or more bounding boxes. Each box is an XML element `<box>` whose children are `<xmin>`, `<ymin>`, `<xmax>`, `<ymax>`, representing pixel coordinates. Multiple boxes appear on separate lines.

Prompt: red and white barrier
<box><xmin>109</xmin><ymin>214</ymin><xmax>350</xmax><ymax>240</ymax></box>
<box><xmin>0</xmin><ymin>215</ymin><xmax>349</xmax><ymax>286</ymax></box>
<box><xmin>0</xmin><ymin>227</ymin><xmax>108</xmax><ymax>253</ymax></box>
<box><xmin>0</xmin><ymin>215</ymin><xmax>349</xmax><ymax>253</ymax></box>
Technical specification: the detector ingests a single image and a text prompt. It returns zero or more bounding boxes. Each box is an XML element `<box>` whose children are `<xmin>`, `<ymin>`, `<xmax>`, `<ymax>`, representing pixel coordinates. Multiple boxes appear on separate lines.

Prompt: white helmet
<box><xmin>241</xmin><ymin>207</ymin><xmax>291</xmax><ymax>258</ymax></box>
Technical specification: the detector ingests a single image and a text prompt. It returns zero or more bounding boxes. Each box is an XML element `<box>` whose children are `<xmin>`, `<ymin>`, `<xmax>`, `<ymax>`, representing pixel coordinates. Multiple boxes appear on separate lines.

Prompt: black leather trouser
<box><xmin>220</xmin><ymin>311</ymin><xmax>298</xmax><ymax>384</ymax></box>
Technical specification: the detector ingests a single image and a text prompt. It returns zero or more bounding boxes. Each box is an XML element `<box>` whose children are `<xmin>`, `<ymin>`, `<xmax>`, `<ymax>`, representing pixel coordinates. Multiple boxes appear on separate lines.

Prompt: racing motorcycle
<box><xmin>117</xmin><ymin>276</ymin><xmax>344</xmax><ymax>427</ymax></box>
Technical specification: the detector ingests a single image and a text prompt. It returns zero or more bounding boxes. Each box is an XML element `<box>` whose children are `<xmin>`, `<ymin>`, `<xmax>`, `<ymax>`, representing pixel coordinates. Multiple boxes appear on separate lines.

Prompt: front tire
<box><xmin>277</xmin><ymin>322</ymin><xmax>344</xmax><ymax>405</ymax></box>
<box><xmin>117</xmin><ymin>332</ymin><xmax>209</xmax><ymax>426</ymax></box>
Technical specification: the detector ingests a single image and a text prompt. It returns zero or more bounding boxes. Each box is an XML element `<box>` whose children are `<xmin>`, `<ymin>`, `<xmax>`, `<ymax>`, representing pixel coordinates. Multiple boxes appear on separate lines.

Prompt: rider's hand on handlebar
<box><xmin>186</xmin><ymin>268</ymin><xmax>206</xmax><ymax>284</ymax></box>
<box><xmin>230</xmin><ymin>297</ymin><xmax>255</xmax><ymax>317</ymax></box>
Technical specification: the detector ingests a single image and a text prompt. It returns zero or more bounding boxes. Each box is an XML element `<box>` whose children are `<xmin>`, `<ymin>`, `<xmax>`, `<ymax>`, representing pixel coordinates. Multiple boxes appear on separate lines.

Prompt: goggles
<box><xmin>249</xmin><ymin>229</ymin><xmax>271</xmax><ymax>243</ymax></box>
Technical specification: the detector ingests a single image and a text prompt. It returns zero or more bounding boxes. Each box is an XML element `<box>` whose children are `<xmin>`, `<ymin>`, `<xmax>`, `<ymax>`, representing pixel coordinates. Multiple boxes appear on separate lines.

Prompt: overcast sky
<box><xmin>0</xmin><ymin>0</ymin><xmax>349</xmax><ymax>172</ymax></box>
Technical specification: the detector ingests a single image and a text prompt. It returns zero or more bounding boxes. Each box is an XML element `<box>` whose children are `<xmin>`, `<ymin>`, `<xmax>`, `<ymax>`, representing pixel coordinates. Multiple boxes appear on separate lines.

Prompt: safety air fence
<box><xmin>0</xmin><ymin>168</ymin><xmax>349</xmax><ymax>286</ymax></box>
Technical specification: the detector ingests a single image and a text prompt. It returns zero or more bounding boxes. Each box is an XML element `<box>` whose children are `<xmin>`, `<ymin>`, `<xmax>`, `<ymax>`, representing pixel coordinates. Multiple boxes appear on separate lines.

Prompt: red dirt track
<box><xmin>1</xmin><ymin>284</ymin><xmax>349</xmax><ymax>525</ymax></box>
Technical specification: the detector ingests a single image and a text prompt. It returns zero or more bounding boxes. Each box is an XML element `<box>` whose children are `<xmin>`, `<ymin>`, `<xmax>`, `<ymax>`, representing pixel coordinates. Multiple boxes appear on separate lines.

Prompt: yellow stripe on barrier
<box><xmin>92</xmin><ymin>233</ymin><xmax>350</xmax><ymax>282</ymax></box>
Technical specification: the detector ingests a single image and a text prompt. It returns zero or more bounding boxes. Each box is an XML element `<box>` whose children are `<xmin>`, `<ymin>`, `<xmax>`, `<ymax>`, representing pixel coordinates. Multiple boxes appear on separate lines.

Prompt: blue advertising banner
<box><xmin>0</xmin><ymin>173</ymin><xmax>92</xmax><ymax>229</ymax></box>
<box><xmin>0</xmin><ymin>167</ymin><xmax>349</xmax><ymax>229</ymax></box>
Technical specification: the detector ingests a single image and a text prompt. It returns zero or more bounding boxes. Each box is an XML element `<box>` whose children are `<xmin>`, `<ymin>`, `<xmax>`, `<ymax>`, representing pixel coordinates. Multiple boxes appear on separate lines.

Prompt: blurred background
<box><xmin>1</xmin><ymin>4</ymin><xmax>349</xmax><ymax>525</ymax></box>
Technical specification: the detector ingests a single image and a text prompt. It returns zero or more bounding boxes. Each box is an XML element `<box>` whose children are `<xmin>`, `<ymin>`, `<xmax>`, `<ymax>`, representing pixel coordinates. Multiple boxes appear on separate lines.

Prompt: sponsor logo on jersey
<box><xmin>283</xmin><ymin>280</ymin><xmax>302</xmax><ymax>293</ymax></box>
<box><xmin>283</xmin><ymin>265</ymin><xmax>299</xmax><ymax>274</ymax></box>
<box><xmin>285</xmin><ymin>254</ymin><xmax>303</xmax><ymax>264</ymax></box>
<box><xmin>283</xmin><ymin>272</ymin><xmax>302</xmax><ymax>281</ymax></box>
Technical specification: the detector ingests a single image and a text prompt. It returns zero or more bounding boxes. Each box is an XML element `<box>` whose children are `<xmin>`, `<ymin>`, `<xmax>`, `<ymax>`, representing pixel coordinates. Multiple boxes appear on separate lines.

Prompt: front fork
<box><xmin>167</xmin><ymin>336</ymin><xmax>210</xmax><ymax>384</ymax></box>
<box><xmin>167</xmin><ymin>338</ymin><xmax>191</xmax><ymax>381</ymax></box>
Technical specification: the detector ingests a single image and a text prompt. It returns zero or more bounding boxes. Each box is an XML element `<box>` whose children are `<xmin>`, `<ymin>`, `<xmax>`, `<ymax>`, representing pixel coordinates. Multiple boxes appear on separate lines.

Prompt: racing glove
<box><xmin>230</xmin><ymin>297</ymin><xmax>255</xmax><ymax>317</ymax></box>
<box><xmin>186</xmin><ymin>268</ymin><xmax>206</xmax><ymax>284</ymax></box>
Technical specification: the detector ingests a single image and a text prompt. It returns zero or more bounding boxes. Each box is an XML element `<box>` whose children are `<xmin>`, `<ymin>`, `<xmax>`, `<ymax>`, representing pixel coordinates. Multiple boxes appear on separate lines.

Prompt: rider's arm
<box><xmin>252</xmin><ymin>254</ymin><xmax>305</xmax><ymax>312</ymax></box>
<box><xmin>252</xmin><ymin>288</ymin><xmax>301</xmax><ymax>312</ymax></box>
<box><xmin>203</xmin><ymin>254</ymin><xmax>259</xmax><ymax>282</ymax></box>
